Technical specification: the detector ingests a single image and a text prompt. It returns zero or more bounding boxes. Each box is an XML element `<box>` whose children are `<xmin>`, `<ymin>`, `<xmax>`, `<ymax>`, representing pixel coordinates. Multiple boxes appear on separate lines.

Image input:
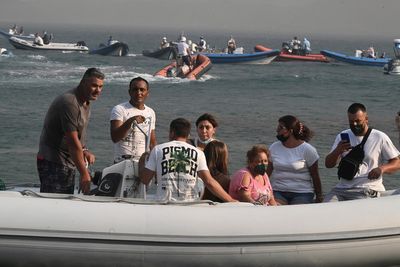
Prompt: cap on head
<box><xmin>181</xmin><ymin>36</ymin><xmax>186</xmax><ymax>42</ymax></box>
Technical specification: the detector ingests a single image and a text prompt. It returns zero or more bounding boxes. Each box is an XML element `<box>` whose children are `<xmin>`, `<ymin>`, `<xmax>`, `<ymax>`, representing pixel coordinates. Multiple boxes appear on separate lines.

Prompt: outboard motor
<box><xmin>92</xmin><ymin>159</ymin><xmax>144</xmax><ymax>198</ymax></box>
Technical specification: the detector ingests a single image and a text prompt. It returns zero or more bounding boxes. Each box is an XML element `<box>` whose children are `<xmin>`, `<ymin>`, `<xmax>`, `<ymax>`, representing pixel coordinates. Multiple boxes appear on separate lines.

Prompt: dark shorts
<box><xmin>37</xmin><ymin>157</ymin><xmax>76</xmax><ymax>194</ymax></box>
<box><xmin>273</xmin><ymin>190</ymin><xmax>315</xmax><ymax>205</ymax></box>
<box><xmin>182</xmin><ymin>55</ymin><xmax>191</xmax><ymax>66</ymax></box>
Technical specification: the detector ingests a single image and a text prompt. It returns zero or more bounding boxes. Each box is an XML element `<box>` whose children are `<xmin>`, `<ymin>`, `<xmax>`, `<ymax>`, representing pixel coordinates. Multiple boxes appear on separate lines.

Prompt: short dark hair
<box><xmin>347</xmin><ymin>103</ymin><xmax>366</xmax><ymax>114</ymax></box>
<box><xmin>195</xmin><ymin>113</ymin><xmax>218</xmax><ymax>128</ymax></box>
<box><xmin>82</xmin><ymin>68</ymin><xmax>105</xmax><ymax>80</ymax></box>
<box><xmin>129</xmin><ymin>77</ymin><xmax>149</xmax><ymax>89</ymax></box>
<box><xmin>170</xmin><ymin>118</ymin><xmax>191</xmax><ymax>138</ymax></box>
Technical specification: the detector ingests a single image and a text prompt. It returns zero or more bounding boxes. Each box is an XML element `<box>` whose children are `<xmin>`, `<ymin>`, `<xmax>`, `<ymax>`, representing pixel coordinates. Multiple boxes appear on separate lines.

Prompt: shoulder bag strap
<box><xmin>360</xmin><ymin>127</ymin><xmax>372</xmax><ymax>148</ymax></box>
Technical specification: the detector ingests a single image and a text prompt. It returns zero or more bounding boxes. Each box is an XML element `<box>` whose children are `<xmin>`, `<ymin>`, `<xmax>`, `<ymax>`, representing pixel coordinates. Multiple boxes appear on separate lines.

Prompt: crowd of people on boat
<box><xmin>8</xmin><ymin>24</ymin><xmax>24</xmax><ymax>35</ymax></box>
<box><xmin>281</xmin><ymin>36</ymin><xmax>312</xmax><ymax>55</ymax></box>
<box><xmin>33</xmin><ymin>30</ymin><xmax>53</xmax><ymax>46</ymax></box>
<box><xmin>36</xmin><ymin>68</ymin><xmax>400</xmax><ymax>206</ymax></box>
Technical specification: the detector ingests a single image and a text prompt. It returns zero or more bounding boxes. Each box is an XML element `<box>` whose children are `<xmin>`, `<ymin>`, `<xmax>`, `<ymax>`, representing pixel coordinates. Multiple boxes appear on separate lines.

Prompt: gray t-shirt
<box><xmin>38</xmin><ymin>89</ymin><xmax>90</xmax><ymax>168</ymax></box>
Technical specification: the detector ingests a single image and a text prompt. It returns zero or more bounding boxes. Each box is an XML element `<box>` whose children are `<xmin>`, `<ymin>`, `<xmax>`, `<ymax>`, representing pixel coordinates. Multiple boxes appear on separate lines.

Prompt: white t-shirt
<box><xmin>145</xmin><ymin>140</ymin><xmax>208</xmax><ymax>201</ymax></box>
<box><xmin>269</xmin><ymin>141</ymin><xmax>320</xmax><ymax>193</ymax></box>
<box><xmin>177</xmin><ymin>41</ymin><xmax>190</xmax><ymax>56</ymax></box>
<box><xmin>331</xmin><ymin>129</ymin><xmax>400</xmax><ymax>191</ymax></box>
<box><xmin>110</xmin><ymin>102</ymin><xmax>156</xmax><ymax>162</ymax></box>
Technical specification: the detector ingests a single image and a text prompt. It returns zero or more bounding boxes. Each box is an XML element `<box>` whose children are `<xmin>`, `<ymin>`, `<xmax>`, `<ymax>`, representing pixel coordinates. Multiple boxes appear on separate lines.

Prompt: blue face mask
<box><xmin>254</xmin><ymin>164</ymin><xmax>267</xmax><ymax>175</ymax></box>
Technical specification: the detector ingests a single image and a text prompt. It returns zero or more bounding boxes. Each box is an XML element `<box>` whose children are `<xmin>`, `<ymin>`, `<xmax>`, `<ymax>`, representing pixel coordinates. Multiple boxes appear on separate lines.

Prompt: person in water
<box><xmin>37</xmin><ymin>68</ymin><xmax>105</xmax><ymax>194</ymax></box>
<box><xmin>189</xmin><ymin>113</ymin><xmax>219</xmax><ymax>151</ymax></box>
<box><xmin>110</xmin><ymin>77</ymin><xmax>156</xmax><ymax>163</ymax></box>
<box><xmin>139</xmin><ymin>118</ymin><xmax>236</xmax><ymax>202</ymax></box>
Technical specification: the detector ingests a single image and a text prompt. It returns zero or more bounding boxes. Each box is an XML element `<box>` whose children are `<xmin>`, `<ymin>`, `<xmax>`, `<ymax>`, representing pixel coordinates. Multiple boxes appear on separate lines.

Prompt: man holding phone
<box><xmin>324</xmin><ymin>103</ymin><xmax>400</xmax><ymax>201</ymax></box>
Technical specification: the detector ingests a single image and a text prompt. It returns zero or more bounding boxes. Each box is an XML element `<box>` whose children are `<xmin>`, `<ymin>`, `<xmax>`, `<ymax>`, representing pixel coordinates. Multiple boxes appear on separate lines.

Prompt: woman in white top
<box><xmin>267</xmin><ymin>115</ymin><xmax>323</xmax><ymax>204</ymax></box>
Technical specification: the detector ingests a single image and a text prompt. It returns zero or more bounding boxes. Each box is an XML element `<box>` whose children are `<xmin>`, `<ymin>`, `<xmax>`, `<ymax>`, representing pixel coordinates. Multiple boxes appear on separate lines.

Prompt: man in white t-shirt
<box><xmin>110</xmin><ymin>77</ymin><xmax>156</xmax><ymax>163</ymax></box>
<box><xmin>324</xmin><ymin>103</ymin><xmax>400</xmax><ymax>201</ymax></box>
<box><xmin>139</xmin><ymin>118</ymin><xmax>236</xmax><ymax>202</ymax></box>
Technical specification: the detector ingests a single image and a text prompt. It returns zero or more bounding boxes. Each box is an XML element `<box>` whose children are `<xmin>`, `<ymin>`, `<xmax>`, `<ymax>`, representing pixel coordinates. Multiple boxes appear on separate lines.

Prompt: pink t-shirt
<box><xmin>229</xmin><ymin>167</ymin><xmax>273</xmax><ymax>205</ymax></box>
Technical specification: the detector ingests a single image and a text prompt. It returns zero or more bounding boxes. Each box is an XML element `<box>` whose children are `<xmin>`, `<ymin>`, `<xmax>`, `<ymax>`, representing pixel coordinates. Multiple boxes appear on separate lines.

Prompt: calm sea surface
<box><xmin>1</xmin><ymin>24</ymin><xmax>400</xmax><ymax>193</ymax></box>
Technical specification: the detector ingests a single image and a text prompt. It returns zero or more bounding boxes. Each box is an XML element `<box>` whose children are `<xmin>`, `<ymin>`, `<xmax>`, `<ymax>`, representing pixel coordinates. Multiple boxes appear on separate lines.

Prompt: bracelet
<box><xmin>83</xmin><ymin>148</ymin><xmax>89</xmax><ymax>152</ymax></box>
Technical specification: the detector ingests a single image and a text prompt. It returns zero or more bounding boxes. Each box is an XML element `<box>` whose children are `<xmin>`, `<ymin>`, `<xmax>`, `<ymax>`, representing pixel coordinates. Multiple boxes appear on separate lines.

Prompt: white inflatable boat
<box><xmin>9</xmin><ymin>36</ymin><xmax>89</xmax><ymax>52</ymax></box>
<box><xmin>1</xmin><ymin>159</ymin><xmax>400</xmax><ymax>267</ymax></box>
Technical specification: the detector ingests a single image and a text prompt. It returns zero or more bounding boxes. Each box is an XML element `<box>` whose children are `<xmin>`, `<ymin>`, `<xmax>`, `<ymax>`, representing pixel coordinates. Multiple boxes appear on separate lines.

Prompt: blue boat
<box><xmin>89</xmin><ymin>41</ymin><xmax>129</xmax><ymax>56</ymax></box>
<box><xmin>202</xmin><ymin>49</ymin><xmax>280</xmax><ymax>64</ymax></box>
<box><xmin>320</xmin><ymin>50</ymin><xmax>390</xmax><ymax>67</ymax></box>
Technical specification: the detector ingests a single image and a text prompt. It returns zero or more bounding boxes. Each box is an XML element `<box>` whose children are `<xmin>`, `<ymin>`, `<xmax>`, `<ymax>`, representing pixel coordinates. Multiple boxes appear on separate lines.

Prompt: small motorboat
<box><xmin>321</xmin><ymin>50</ymin><xmax>390</xmax><ymax>66</ymax></box>
<box><xmin>154</xmin><ymin>54</ymin><xmax>212</xmax><ymax>80</ymax></box>
<box><xmin>384</xmin><ymin>39</ymin><xmax>400</xmax><ymax>75</ymax></box>
<box><xmin>89</xmin><ymin>41</ymin><xmax>129</xmax><ymax>56</ymax></box>
<box><xmin>255</xmin><ymin>45</ymin><xmax>329</xmax><ymax>62</ymax></box>
<box><xmin>9</xmin><ymin>36</ymin><xmax>89</xmax><ymax>52</ymax></box>
<box><xmin>0</xmin><ymin>28</ymin><xmax>35</xmax><ymax>40</ymax></box>
<box><xmin>143</xmin><ymin>45</ymin><xmax>178</xmax><ymax>60</ymax></box>
<box><xmin>201</xmin><ymin>49</ymin><xmax>280</xmax><ymax>64</ymax></box>
<box><xmin>1</xmin><ymin>158</ymin><xmax>400</xmax><ymax>267</ymax></box>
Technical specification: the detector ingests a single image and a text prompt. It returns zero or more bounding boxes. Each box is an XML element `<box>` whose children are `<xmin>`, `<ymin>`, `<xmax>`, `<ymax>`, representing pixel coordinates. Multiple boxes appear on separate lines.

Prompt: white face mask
<box><xmin>196</xmin><ymin>137</ymin><xmax>214</xmax><ymax>145</ymax></box>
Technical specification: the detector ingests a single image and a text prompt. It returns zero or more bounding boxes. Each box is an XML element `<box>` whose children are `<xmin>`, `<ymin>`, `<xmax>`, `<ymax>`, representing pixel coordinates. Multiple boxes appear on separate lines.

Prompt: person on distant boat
<box><xmin>42</xmin><ymin>31</ymin><xmax>51</xmax><ymax>45</ymax></box>
<box><xmin>110</xmin><ymin>77</ymin><xmax>157</xmax><ymax>163</ymax></box>
<box><xmin>324</xmin><ymin>103</ymin><xmax>400</xmax><ymax>202</ymax></box>
<box><xmin>189</xmin><ymin>113</ymin><xmax>218</xmax><ymax>151</ymax></box>
<box><xmin>33</xmin><ymin>32</ymin><xmax>44</xmax><ymax>46</ymax></box>
<box><xmin>187</xmin><ymin>40</ymin><xmax>198</xmax><ymax>54</ymax></box>
<box><xmin>37</xmin><ymin>68</ymin><xmax>105</xmax><ymax>195</ymax></box>
<box><xmin>18</xmin><ymin>26</ymin><xmax>24</xmax><ymax>35</ymax></box>
<box><xmin>302</xmin><ymin>37</ymin><xmax>311</xmax><ymax>55</ymax></box>
<box><xmin>202</xmin><ymin>140</ymin><xmax>231</xmax><ymax>202</ymax></box>
<box><xmin>268</xmin><ymin>115</ymin><xmax>323</xmax><ymax>204</ymax></box>
<box><xmin>139</xmin><ymin>117</ymin><xmax>237</xmax><ymax>202</ymax></box>
<box><xmin>366</xmin><ymin>46</ymin><xmax>376</xmax><ymax>58</ymax></box>
<box><xmin>9</xmin><ymin>24</ymin><xmax>17</xmax><ymax>35</ymax></box>
<box><xmin>227</xmin><ymin>36</ymin><xmax>236</xmax><ymax>54</ymax></box>
<box><xmin>107</xmin><ymin>36</ymin><xmax>116</xmax><ymax>46</ymax></box>
<box><xmin>290</xmin><ymin>36</ymin><xmax>301</xmax><ymax>55</ymax></box>
<box><xmin>197</xmin><ymin>36</ymin><xmax>207</xmax><ymax>52</ymax></box>
<box><xmin>176</xmin><ymin>36</ymin><xmax>192</xmax><ymax>72</ymax></box>
<box><xmin>229</xmin><ymin>144</ymin><xmax>277</xmax><ymax>205</ymax></box>
<box><xmin>160</xmin><ymin>36</ymin><xmax>170</xmax><ymax>49</ymax></box>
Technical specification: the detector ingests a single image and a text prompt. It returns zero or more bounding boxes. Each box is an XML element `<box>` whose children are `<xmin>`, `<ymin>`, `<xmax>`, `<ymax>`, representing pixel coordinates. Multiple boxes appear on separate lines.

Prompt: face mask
<box><xmin>350</xmin><ymin>123</ymin><xmax>365</xmax><ymax>136</ymax></box>
<box><xmin>254</xmin><ymin>164</ymin><xmax>267</xmax><ymax>175</ymax></box>
<box><xmin>276</xmin><ymin>134</ymin><xmax>289</xmax><ymax>143</ymax></box>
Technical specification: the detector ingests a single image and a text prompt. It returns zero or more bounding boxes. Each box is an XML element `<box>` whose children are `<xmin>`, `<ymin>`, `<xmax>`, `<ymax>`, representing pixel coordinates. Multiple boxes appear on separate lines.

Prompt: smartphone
<box><xmin>340</xmin><ymin>133</ymin><xmax>350</xmax><ymax>143</ymax></box>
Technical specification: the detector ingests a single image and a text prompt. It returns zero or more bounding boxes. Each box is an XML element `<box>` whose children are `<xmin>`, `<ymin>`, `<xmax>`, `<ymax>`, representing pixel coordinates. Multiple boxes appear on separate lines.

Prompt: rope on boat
<box><xmin>20</xmin><ymin>189</ymin><xmax>218</xmax><ymax>205</ymax></box>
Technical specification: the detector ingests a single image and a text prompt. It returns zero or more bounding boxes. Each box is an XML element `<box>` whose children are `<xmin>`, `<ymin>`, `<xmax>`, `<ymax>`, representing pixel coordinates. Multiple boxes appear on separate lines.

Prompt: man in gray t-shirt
<box><xmin>37</xmin><ymin>68</ymin><xmax>105</xmax><ymax>194</ymax></box>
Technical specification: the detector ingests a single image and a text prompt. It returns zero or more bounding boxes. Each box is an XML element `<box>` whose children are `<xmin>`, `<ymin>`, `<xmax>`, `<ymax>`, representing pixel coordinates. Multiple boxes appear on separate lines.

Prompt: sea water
<box><xmin>1</xmin><ymin>24</ymin><xmax>399</xmax><ymax>193</ymax></box>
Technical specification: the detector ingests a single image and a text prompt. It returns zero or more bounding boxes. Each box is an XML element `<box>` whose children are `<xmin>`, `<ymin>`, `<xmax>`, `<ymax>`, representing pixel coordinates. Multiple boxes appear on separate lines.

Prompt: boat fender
<box><xmin>94</xmin><ymin>173</ymin><xmax>122</xmax><ymax>197</ymax></box>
